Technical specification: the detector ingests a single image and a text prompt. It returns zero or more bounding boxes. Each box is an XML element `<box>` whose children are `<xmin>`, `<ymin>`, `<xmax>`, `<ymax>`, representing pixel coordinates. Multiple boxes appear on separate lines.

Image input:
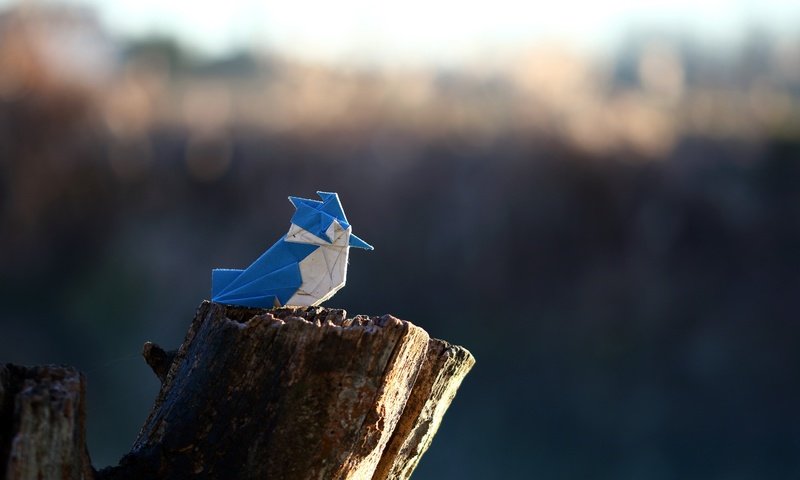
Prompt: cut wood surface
<box><xmin>2</xmin><ymin>302</ymin><xmax>474</xmax><ymax>479</ymax></box>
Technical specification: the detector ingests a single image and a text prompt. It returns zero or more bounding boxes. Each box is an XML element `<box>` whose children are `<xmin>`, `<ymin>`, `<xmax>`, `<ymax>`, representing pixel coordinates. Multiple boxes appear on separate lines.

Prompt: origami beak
<box><xmin>349</xmin><ymin>233</ymin><xmax>373</xmax><ymax>250</ymax></box>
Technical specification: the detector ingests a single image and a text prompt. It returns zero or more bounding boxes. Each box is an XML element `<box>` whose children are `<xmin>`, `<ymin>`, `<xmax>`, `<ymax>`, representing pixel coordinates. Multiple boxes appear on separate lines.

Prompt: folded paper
<box><xmin>211</xmin><ymin>192</ymin><xmax>373</xmax><ymax>308</ymax></box>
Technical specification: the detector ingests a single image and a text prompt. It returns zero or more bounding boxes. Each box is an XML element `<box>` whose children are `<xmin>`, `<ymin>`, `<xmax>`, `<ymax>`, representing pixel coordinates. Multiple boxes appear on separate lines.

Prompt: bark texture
<box><xmin>0</xmin><ymin>364</ymin><xmax>93</xmax><ymax>480</ymax></box>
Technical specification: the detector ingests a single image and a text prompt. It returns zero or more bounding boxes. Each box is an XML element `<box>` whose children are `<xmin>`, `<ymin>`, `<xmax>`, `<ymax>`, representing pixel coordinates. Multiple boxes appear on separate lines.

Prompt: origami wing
<box><xmin>211</xmin><ymin>239</ymin><xmax>317</xmax><ymax>307</ymax></box>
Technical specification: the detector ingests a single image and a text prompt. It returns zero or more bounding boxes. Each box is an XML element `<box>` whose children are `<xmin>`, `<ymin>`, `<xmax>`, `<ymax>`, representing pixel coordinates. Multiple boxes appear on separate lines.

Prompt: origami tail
<box><xmin>211</xmin><ymin>268</ymin><xmax>244</xmax><ymax>299</ymax></box>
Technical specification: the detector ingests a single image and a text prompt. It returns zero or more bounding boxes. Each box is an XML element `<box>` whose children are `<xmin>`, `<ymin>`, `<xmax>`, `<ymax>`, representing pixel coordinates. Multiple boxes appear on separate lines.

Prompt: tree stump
<box><xmin>0</xmin><ymin>365</ymin><xmax>93</xmax><ymax>480</ymax></box>
<box><xmin>2</xmin><ymin>302</ymin><xmax>474</xmax><ymax>479</ymax></box>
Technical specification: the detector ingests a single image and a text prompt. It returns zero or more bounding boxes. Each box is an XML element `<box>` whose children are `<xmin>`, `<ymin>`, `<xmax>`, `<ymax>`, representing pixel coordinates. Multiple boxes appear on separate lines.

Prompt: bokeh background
<box><xmin>1</xmin><ymin>0</ymin><xmax>800</xmax><ymax>478</ymax></box>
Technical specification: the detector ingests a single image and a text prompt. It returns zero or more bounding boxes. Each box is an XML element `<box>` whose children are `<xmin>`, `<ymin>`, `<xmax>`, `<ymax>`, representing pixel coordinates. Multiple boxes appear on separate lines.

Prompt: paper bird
<box><xmin>211</xmin><ymin>192</ymin><xmax>373</xmax><ymax>308</ymax></box>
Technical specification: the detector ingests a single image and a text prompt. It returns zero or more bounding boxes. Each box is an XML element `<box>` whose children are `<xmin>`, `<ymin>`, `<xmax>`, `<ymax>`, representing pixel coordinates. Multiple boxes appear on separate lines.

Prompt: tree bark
<box><xmin>2</xmin><ymin>302</ymin><xmax>474</xmax><ymax>479</ymax></box>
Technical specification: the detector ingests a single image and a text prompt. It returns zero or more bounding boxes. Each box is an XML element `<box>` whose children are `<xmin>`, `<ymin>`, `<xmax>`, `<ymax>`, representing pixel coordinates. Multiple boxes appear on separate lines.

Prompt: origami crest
<box><xmin>211</xmin><ymin>192</ymin><xmax>373</xmax><ymax>308</ymax></box>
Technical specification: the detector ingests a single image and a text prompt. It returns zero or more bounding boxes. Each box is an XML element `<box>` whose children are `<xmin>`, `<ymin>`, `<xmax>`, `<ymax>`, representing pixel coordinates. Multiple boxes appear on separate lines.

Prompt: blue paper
<box><xmin>212</xmin><ymin>192</ymin><xmax>373</xmax><ymax>307</ymax></box>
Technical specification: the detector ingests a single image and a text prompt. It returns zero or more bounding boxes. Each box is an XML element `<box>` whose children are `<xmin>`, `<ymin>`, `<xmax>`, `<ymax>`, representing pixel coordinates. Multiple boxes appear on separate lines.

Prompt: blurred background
<box><xmin>1</xmin><ymin>0</ymin><xmax>799</xmax><ymax>478</ymax></box>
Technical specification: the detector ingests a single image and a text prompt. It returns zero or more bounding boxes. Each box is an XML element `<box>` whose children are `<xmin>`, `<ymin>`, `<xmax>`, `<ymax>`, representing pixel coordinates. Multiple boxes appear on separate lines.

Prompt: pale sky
<box><xmin>7</xmin><ymin>0</ymin><xmax>800</xmax><ymax>65</ymax></box>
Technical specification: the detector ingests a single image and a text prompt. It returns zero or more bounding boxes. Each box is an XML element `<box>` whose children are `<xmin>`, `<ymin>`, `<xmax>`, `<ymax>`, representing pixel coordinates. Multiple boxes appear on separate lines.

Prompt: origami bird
<box><xmin>211</xmin><ymin>192</ymin><xmax>373</xmax><ymax>308</ymax></box>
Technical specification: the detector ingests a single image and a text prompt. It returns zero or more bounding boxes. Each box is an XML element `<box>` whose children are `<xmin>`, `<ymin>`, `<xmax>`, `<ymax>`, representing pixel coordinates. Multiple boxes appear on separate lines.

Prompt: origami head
<box><xmin>288</xmin><ymin>192</ymin><xmax>373</xmax><ymax>250</ymax></box>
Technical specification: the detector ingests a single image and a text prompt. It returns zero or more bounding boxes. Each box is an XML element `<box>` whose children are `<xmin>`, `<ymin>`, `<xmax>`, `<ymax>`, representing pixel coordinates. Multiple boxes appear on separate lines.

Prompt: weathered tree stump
<box><xmin>2</xmin><ymin>302</ymin><xmax>474</xmax><ymax>479</ymax></box>
<box><xmin>0</xmin><ymin>365</ymin><xmax>93</xmax><ymax>480</ymax></box>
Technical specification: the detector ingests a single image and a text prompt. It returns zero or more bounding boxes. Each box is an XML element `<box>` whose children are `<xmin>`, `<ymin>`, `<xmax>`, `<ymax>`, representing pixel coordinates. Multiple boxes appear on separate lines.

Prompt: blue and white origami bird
<box><xmin>211</xmin><ymin>192</ymin><xmax>373</xmax><ymax>308</ymax></box>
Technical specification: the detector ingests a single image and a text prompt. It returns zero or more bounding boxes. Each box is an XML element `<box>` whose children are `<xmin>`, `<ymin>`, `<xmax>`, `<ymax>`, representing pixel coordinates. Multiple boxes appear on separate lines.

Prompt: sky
<box><xmin>7</xmin><ymin>0</ymin><xmax>800</xmax><ymax>65</ymax></box>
